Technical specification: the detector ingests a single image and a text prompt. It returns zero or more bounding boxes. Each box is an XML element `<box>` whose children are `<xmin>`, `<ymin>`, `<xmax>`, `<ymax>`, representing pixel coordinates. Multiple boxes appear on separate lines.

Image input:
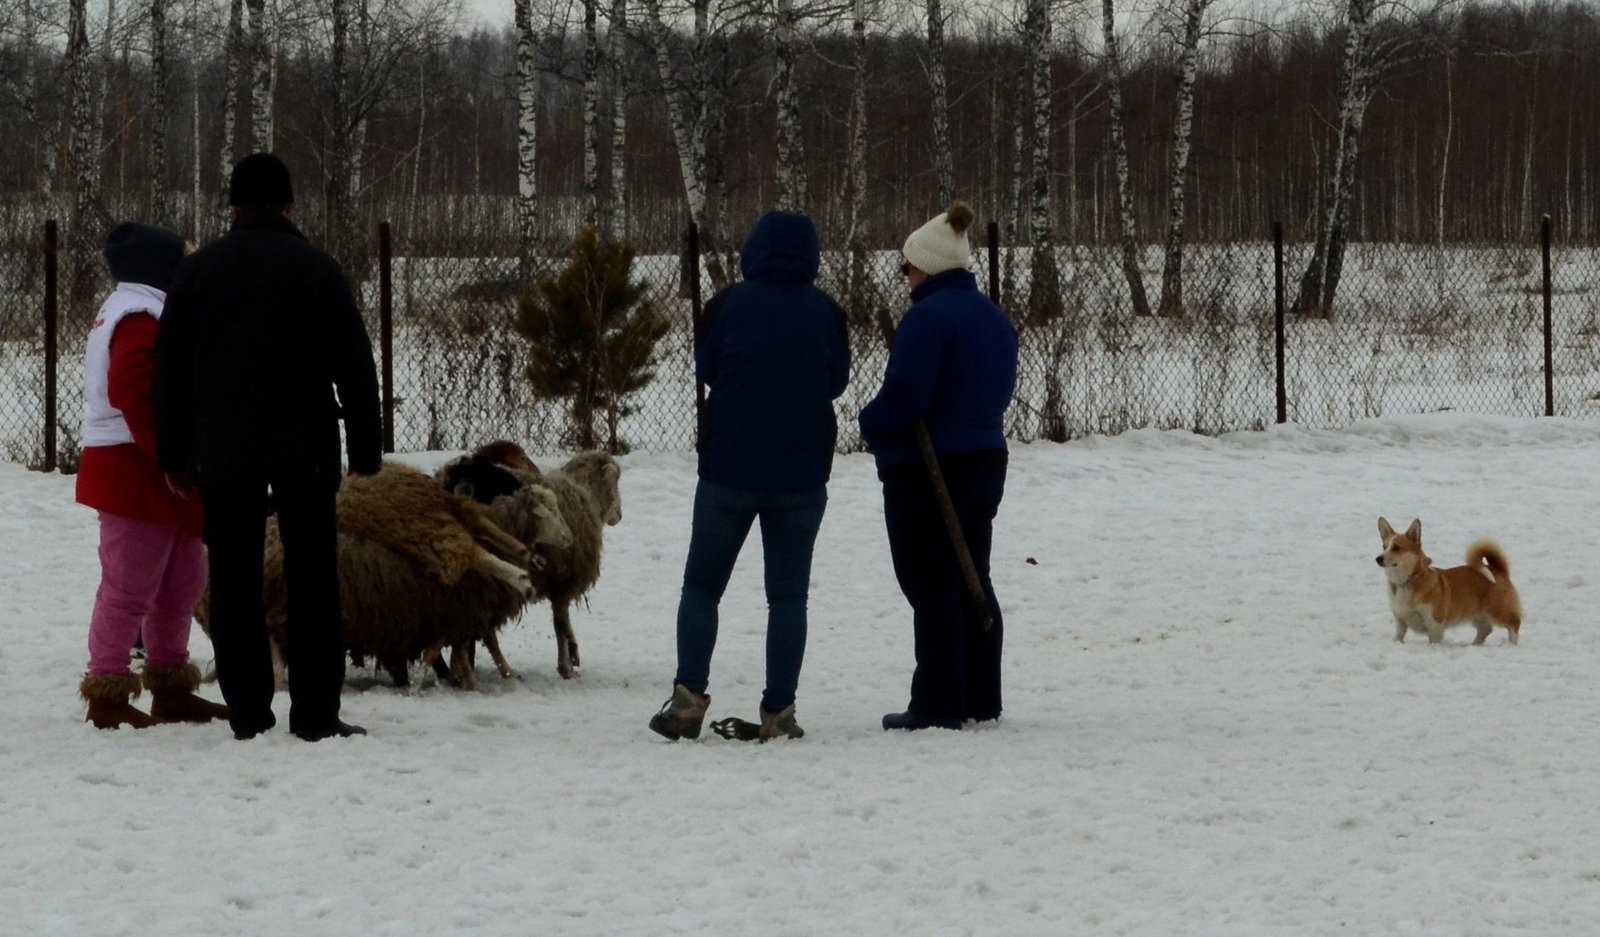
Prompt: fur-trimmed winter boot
<box><xmin>80</xmin><ymin>673</ymin><xmax>159</xmax><ymax>730</ymax></box>
<box><xmin>143</xmin><ymin>662</ymin><xmax>230</xmax><ymax>724</ymax></box>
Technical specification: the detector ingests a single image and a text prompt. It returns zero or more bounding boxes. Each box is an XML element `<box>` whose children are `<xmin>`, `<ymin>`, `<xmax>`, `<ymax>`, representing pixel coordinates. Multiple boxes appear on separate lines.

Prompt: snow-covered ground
<box><xmin>7</xmin><ymin>414</ymin><xmax>1600</xmax><ymax>934</ymax></box>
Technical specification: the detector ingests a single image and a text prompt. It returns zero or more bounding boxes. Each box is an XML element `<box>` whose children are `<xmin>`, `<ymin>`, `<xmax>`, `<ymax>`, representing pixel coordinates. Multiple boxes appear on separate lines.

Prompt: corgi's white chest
<box><xmin>1387</xmin><ymin>581</ymin><xmax>1415</xmax><ymax>619</ymax></box>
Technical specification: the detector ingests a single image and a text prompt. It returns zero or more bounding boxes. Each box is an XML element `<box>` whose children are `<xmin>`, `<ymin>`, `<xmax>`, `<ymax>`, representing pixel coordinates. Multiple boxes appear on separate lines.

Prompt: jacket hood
<box><xmin>739</xmin><ymin>212</ymin><xmax>819</xmax><ymax>283</ymax></box>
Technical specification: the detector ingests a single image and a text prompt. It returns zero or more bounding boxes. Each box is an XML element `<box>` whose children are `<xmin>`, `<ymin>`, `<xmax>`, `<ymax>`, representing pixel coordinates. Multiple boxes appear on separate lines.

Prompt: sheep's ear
<box><xmin>604</xmin><ymin>461</ymin><xmax>620</xmax><ymax>483</ymax></box>
<box><xmin>452</xmin><ymin>480</ymin><xmax>476</xmax><ymax>499</ymax></box>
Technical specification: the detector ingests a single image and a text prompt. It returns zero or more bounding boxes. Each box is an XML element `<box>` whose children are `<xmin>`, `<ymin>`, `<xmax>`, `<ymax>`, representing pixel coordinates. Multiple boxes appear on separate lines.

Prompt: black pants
<box><xmin>201</xmin><ymin>480</ymin><xmax>345</xmax><ymax>735</ymax></box>
<box><xmin>882</xmin><ymin>450</ymin><xmax>1007</xmax><ymax>723</ymax></box>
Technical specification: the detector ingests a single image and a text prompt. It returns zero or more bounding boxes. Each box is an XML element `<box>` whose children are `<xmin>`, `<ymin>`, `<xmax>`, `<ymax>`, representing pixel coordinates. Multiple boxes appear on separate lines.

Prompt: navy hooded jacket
<box><xmin>858</xmin><ymin>269</ymin><xmax>1018</xmax><ymax>474</ymax></box>
<box><xmin>696</xmin><ymin>212</ymin><xmax>851</xmax><ymax>492</ymax></box>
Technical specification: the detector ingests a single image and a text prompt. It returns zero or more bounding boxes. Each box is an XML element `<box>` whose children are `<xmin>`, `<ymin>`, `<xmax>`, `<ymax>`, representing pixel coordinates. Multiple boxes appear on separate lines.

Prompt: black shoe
<box><xmin>231</xmin><ymin>711</ymin><xmax>277</xmax><ymax>740</ymax></box>
<box><xmin>882</xmin><ymin>711</ymin><xmax>962</xmax><ymax>732</ymax></box>
<box><xmin>291</xmin><ymin>719</ymin><xmax>368</xmax><ymax>742</ymax></box>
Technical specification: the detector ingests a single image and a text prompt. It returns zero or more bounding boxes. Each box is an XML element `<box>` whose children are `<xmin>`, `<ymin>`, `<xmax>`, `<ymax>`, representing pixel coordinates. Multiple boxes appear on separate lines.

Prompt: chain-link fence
<box><xmin>6</xmin><ymin>215</ymin><xmax>1600</xmax><ymax>471</ymax></box>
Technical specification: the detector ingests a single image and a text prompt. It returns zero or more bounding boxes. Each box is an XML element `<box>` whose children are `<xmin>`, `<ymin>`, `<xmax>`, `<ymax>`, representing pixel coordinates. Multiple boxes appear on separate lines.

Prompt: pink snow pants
<box><xmin>87</xmin><ymin>513</ymin><xmax>208</xmax><ymax>676</ymax></box>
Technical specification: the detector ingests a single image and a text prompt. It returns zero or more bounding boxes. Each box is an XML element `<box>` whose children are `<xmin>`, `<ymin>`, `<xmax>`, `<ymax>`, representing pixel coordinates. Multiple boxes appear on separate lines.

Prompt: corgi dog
<box><xmin>1376</xmin><ymin>517</ymin><xmax>1522</xmax><ymax>645</ymax></box>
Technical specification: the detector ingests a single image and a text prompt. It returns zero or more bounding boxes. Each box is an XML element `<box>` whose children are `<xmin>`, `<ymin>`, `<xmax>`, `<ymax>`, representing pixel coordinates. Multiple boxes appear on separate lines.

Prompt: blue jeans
<box><xmin>674</xmin><ymin>480</ymin><xmax>828</xmax><ymax>713</ymax></box>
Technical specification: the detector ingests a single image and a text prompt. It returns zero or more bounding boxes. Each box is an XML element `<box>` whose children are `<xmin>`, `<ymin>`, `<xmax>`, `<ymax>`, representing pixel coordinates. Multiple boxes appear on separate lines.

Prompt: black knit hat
<box><xmin>228</xmin><ymin>152</ymin><xmax>294</xmax><ymax>209</ymax></box>
<box><xmin>103</xmin><ymin>222</ymin><xmax>187</xmax><ymax>293</ymax></box>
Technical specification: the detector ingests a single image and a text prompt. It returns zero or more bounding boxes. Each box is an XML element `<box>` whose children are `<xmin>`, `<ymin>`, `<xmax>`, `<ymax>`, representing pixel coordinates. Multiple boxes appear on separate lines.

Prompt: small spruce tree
<box><xmin>514</xmin><ymin>227</ymin><xmax>669</xmax><ymax>453</ymax></box>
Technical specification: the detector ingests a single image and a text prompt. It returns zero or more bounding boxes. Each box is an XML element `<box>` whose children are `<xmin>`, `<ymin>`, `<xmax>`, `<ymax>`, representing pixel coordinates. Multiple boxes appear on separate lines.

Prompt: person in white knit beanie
<box><xmin>864</xmin><ymin>199</ymin><xmax>1019</xmax><ymax>733</ymax></box>
<box><xmin>900</xmin><ymin>201</ymin><xmax>975</xmax><ymax>282</ymax></box>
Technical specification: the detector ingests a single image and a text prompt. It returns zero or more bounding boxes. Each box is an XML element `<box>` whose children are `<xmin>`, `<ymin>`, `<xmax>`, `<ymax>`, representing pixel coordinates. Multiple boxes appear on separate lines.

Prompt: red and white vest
<box><xmin>81</xmin><ymin>282</ymin><xmax>166</xmax><ymax>448</ymax></box>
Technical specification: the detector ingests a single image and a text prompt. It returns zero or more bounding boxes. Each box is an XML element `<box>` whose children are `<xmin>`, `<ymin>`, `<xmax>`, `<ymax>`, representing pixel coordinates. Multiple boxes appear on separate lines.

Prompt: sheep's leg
<box><xmin>380</xmin><ymin>654</ymin><xmax>411</xmax><ymax>688</ymax></box>
<box><xmin>422</xmin><ymin>642</ymin><xmax>451</xmax><ymax>682</ymax></box>
<box><xmin>554</xmin><ymin>602</ymin><xmax>579</xmax><ymax>679</ymax></box>
<box><xmin>483</xmin><ymin>630</ymin><xmax>516</xmax><ymax>679</ymax></box>
<box><xmin>447</xmin><ymin>642</ymin><xmax>479</xmax><ymax>691</ymax></box>
<box><xmin>270</xmin><ymin>641</ymin><xmax>288</xmax><ymax>690</ymax></box>
<box><xmin>471</xmin><ymin>547</ymin><xmax>534</xmax><ymax>599</ymax></box>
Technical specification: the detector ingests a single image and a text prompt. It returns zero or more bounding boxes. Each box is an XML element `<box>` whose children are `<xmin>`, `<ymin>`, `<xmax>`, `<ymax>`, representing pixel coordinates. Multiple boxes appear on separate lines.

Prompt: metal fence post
<box><xmin>44</xmin><ymin>220</ymin><xmax>59</xmax><ymax>472</ymax></box>
<box><xmin>1274</xmin><ymin>221</ymin><xmax>1286</xmax><ymax>425</ymax></box>
<box><xmin>987</xmin><ymin>220</ymin><xmax>1000</xmax><ymax>303</ymax></box>
<box><xmin>379</xmin><ymin>220</ymin><xmax>395</xmax><ymax>452</ymax></box>
<box><xmin>687</xmin><ymin>222</ymin><xmax>704</xmax><ymax>448</ymax></box>
<box><xmin>1542</xmin><ymin>214</ymin><xmax>1553</xmax><ymax>418</ymax></box>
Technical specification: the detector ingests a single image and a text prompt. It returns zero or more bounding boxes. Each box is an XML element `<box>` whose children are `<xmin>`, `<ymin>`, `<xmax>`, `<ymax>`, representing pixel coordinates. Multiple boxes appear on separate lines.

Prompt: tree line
<box><xmin>2</xmin><ymin>0</ymin><xmax>1597</xmax><ymax>311</ymax></box>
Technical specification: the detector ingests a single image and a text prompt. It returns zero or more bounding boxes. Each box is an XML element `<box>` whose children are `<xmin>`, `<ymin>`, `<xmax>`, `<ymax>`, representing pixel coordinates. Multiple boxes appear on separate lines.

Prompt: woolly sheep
<box><xmin>438</xmin><ymin>449</ymin><xmax>623</xmax><ymax>680</ymax></box>
<box><xmin>199</xmin><ymin>462</ymin><xmax>569</xmax><ymax>690</ymax></box>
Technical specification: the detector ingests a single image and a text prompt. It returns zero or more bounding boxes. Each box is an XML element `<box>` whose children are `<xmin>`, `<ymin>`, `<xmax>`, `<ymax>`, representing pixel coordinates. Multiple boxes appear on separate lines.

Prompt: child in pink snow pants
<box><xmin>75</xmin><ymin>222</ymin><xmax>228</xmax><ymax>729</ymax></box>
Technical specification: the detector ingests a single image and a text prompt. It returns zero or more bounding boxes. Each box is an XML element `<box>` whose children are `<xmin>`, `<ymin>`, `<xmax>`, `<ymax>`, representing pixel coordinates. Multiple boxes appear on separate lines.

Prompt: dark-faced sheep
<box><xmin>438</xmin><ymin>449</ymin><xmax>623</xmax><ymax>680</ymax></box>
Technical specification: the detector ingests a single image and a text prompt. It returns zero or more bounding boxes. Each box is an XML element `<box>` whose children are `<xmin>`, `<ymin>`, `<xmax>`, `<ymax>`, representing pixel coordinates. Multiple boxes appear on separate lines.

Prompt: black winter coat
<box><xmin>154</xmin><ymin>210</ymin><xmax>382</xmax><ymax>486</ymax></box>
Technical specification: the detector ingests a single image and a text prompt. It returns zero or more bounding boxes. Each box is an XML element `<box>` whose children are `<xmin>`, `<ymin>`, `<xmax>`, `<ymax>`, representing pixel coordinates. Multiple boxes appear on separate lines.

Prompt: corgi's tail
<box><xmin>1467</xmin><ymin>539</ymin><xmax>1511</xmax><ymax>580</ymax></box>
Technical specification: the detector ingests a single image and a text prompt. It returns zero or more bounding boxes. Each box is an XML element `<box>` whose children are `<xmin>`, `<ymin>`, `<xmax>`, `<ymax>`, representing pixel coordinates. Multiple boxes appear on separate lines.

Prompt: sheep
<box><xmin>437</xmin><ymin>449</ymin><xmax>623</xmax><ymax>680</ymax></box>
<box><xmin>199</xmin><ymin>461</ymin><xmax>570</xmax><ymax>690</ymax></box>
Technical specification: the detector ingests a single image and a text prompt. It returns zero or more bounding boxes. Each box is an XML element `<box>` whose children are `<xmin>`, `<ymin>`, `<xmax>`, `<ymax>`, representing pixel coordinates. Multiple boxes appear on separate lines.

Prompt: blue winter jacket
<box><xmin>858</xmin><ymin>269</ymin><xmax>1018</xmax><ymax>474</ymax></box>
<box><xmin>696</xmin><ymin>212</ymin><xmax>851</xmax><ymax>492</ymax></box>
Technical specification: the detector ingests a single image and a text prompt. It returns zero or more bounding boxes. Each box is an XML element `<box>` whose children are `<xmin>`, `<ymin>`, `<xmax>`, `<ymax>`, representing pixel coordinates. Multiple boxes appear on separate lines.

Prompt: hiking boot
<box><xmin>648</xmin><ymin>684</ymin><xmax>709</xmax><ymax>740</ymax></box>
<box><xmin>758</xmin><ymin>704</ymin><xmax>804</xmax><ymax>741</ymax></box>
<box><xmin>291</xmin><ymin>719</ymin><xmax>367</xmax><ymax>742</ymax></box>
<box><xmin>882</xmin><ymin>710</ymin><xmax>962</xmax><ymax>732</ymax></box>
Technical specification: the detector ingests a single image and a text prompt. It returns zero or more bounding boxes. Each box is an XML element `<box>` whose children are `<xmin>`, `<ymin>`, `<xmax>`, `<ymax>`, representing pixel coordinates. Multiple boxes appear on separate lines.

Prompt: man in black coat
<box><xmin>154</xmin><ymin>153</ymin><xmax>382</xmax><ymax>741</ymax></box>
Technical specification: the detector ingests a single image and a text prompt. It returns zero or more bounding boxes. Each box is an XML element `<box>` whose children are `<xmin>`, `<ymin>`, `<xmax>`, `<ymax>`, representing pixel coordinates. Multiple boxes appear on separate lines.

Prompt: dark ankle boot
<box><xmin>882</xmin><ymin>710</ymin><xmax>962</xmax><ymax>732</ymax></box>
<box><xmin>80</xmin><ymin>673</ymin><xmax>159</xmax><ymax>730</ymax></box>
<box><xmin>143</xmin><ymin>662</ymin><xmax>230</xmax><ymax>724</ymax></box>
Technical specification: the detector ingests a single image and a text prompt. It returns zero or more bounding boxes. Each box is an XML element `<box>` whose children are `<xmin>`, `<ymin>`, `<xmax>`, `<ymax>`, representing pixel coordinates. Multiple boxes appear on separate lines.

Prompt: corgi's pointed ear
<box><xmin>1406</xmin><ymin>519</ymin><xmax>1422</xmax><ymax>542</ymax></box>
<box><xmin>1378</xmin><ymin>517</ymin><xmax>1395</xmax><ymax>539</ymax></box>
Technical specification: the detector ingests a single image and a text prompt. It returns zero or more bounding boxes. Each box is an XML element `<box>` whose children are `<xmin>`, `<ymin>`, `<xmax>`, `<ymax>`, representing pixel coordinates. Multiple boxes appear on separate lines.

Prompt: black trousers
<box><xmin>881</xmin><ymin>450</ymin><xmax>1007</xmax><ymax>723</ymax></box>
<box><xmin>201</xmin><ymin>480</ymin><xmax>345</xmax><ymax>735</ymax></box>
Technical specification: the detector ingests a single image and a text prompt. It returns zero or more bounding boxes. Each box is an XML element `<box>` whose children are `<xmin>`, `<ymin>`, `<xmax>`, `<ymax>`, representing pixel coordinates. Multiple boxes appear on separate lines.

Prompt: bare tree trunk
<box><xmin>149</xmin><ymin>0</ymin><xmax>170</xmax><ymax>222</ymax></box>
<box><xmin>1156</xmin><ymin>0</ymin><xmax>1207</xmax><ymax>318</ymax></box>
<box><xmin>189</xmin><ymin>0</ymin><xmax>202</xmax><ymax>238</ymax></box>
<box><xmin>514</xmin><ymin>0</ymin><xmax>539</xmax><ymax>278</ymax></box>
<box><xmin>773</xmin><ymin>0</ymin><xmax>807</xmax><ymax>212</ymax></box>
<box><xmin>3</xmin><ymin>0</ymin><xmax>58</xmax><ymax>193</ymax></box>
<box><xmin>326</xmin><ymin>0</ymin><xmax>358</xmax><ymax>271</ymax></box>
<box><xmin>219</xmin><ymin>0</ymin><xmax>243</xmax><ymax>218</ymax></box>
<box><xmin>642</xmin><ymin>0</ymin><xmax>727</xmax><ymax>287</ymax></box>
<box><xmin>844</xmin><ymin>0</ymin><xmax>870</xmax><ymax>326</ymax></box>
<box><xmin>582</xmin><ymin>0</ymin><xmax>602</xmax><ymax>228</ymax></box>
<box><xmin>1294</xmin><ymin>0</ymin><xmax>1376</xmax><ymax>317</ymax></box>
<box><xmin>1024</xmin><ymin>0</ymin><xmax>1059</xmax><ymax>323</ymax></box>
<box><xmin>1101</xmin><ymin>0</ymin><xmax>1151</xmax><ymax>317</ymax></box>
<box><xmin>925</xmin><ymin>0</ymin><xmax>954</xmax><ymax>206</ymax></box>
<box><xmin>67</xmin><ymin>0</ymin><xmax>100</xmax><ymax>227</ymax></box>
<box><xmin>246</xmin><ymin>0</ymin><xmax>274</xmax><ymax>152</ymax></box>
<box><xmin>1436</xmin><ymin>49</ymin><xmax>1451</xmax><ymax>245</ymax></box>
<box><xmin>1002</xmin><ymin>59</ymin><xmax>1025</xmax><ymax>313</ymax></box>
<box><xmin>95</xmin><ymin>0</ymin><xmax>115</xmax><ymax>195</ymax></box>
<box><xmin>607</xmin><ymin>0</ymin><xmax>628</xmax><ymax>239</ymax></box>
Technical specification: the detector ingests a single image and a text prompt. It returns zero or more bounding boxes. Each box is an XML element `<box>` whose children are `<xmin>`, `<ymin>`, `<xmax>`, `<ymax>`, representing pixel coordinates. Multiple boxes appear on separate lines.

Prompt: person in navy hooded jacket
<box><xmin>861</xmin><ymin>201</ymin><xmax>1018</xmax><ymax>732</ymax></box>
<box><xmin>649</xmin><ymin>211</ymin><xmax>850</xmax><ymax>743</ymax></box>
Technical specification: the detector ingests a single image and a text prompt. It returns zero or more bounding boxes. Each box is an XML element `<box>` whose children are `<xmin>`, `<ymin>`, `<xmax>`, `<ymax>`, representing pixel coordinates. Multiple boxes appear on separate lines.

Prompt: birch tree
<box><xmin>514</xmin><ymin>0</ymin><xmax>538</xmax><ymax>276</ymax></box>
<box><xmin>607</xmin><ymin>0</ymin><xmax>627</xmax><ymax>238</ymax></box>
<box><xmin>1294</xmin><ymin>0</ymin><xmax>1456</xmax><ymax>315</ymax></box>
<box><xmin>582</xmin><ymin>0</ymin><xmax>601</xmax><ymax>227</ymax></box>
<box><xmin>218</xmin><ymin>0</ymin><xmax>242</xmax><ymax>214</ymax></box>
<box><xmin>66</xmin><ymin>0</ymin><xmax>101</xmax><ymax>226</ymax></box>
<box><xmin>1024</xmin><ymin>0</ymin><xmax>1059</xmax><ymax>322</ymax></box>
<box><xmin>0</xmin><ymin>0</ymin><xmax>57</xmax><ymax>193</ymax></box>
<box><xmin>246</xmin><ymin>0</ymin><xmax>273</xmax><ymax>151</ymax></box>
<box><xmin>773</xmin><ymin>0</ymin><xmax>806</xmax><ymax>211</ymax></box>
<box><xmin>924</xmin><ymin>0</ymin><xmax>953</xmax><ymax>206</ymax></box>
<box><xmin>1101</xmin><ymin>0</ymin><xmax>1151</xmax><ymax>316</ymax></box>
<box><xmin>149</xmin><ymin>0</ymin><xmax>170</xmax><ymax>222</ymax></box>
<box><xmin>843</xmin><ymin>0</ymin><xmax>869</xmax><ymax>324</ymax></box>
<box><xmin>1155</xmin><ymin>0</ymin><xmax>1211</xmax><ymax>318</ymax></box>
<box><xmin>641</xmin><ymin>0</ymin><xmax>731</xmax><ymax>287</ymax></box>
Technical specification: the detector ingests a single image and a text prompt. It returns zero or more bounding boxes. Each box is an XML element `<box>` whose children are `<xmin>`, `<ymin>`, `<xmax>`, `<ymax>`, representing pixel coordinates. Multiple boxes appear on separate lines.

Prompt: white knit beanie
<box><xmin>902</xmin><ymin>201</ymin><xmax>975</xmax><ymax>275</ymax></box>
